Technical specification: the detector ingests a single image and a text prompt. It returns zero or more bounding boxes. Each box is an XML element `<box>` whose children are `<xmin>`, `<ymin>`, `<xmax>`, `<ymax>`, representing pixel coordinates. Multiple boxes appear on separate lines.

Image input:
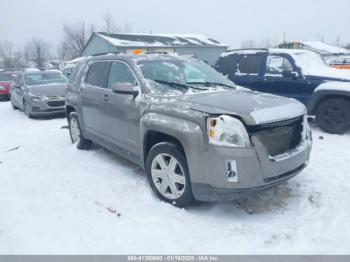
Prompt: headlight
<box><xmin>0</xmin><ymin>86</ymin><xmax>5</xmax><ymax>90</ymax></box>
<box><xmin>303</xmin><ymin>115</ymin><xmax>312</xmax><ymax>141</ymax></box>
<box><xmin>207</xmin><ymin>115</ymin><xmax>251</xmax><ymax>147</ymax></box>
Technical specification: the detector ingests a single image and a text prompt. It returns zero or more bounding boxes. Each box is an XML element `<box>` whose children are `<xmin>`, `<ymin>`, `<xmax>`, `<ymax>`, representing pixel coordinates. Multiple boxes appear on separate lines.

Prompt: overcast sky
<box><xmin>1</xmin><ymin>0</ymin><xmax>349</xmax><ymax>50</ymax></box>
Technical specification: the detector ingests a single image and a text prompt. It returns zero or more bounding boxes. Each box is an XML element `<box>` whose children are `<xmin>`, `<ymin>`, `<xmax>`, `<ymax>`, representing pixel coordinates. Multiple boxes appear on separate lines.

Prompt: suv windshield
<box><xmin>24</xmin><ymin>73</ymin><xmax>68</xmax><ymax>86</ymax></box>
<box><xmin>137</xmin><ymin>59</ymin><xmax>235</xmax><ymax>95</ymax></box>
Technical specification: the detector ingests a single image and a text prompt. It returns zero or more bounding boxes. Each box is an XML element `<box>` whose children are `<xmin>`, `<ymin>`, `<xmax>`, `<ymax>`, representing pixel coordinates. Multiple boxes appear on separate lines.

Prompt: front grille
<box><xmin>47</xmin><ymin>100</ymin><xmax>65</xmax><ymax>107</ymax></box>
<box><xmin>249</xmin><ymin>116</ymin><xmax>304</xmax><ymax>156</ymax></box>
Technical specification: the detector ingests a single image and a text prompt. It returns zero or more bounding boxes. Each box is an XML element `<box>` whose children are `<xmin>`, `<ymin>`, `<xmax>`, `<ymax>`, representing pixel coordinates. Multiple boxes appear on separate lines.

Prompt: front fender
<box><xmin>139</xmin><ymin>112</ymin><xmax>207</xmax><ymax>164</ymax></box>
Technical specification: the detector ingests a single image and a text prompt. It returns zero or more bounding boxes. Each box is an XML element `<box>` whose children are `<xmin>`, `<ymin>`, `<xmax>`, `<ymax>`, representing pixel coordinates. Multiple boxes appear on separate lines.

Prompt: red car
<box><xmin>0</xmin><ymin>72</ymin><xmax>16</xmax><ymax>100</ymax></box>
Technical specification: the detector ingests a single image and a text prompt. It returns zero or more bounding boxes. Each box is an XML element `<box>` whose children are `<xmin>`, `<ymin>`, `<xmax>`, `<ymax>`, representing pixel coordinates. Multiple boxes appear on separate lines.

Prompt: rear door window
<box><xmin>85</xmin><ymin>61</ymin><xmax>111</xmax><ymax>88</ymax></box>
<box><xmin>215</xmin><ymin>54</ymin><xmax>240</xmax><ymax>76</ymax></box>
<box><xmin>236</xmin><ymin>54</ymin><xmax>264</xmax><ymax>75</ymax></box>
<box><xmin>265</xmin><ymin>55</ymin><xmax>293</xmax><ymax>76</ymax></box>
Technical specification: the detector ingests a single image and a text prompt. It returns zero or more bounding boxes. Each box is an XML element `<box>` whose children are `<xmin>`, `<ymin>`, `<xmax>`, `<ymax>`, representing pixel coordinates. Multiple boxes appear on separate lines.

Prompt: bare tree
<box><xmin>103</xmin><ymin>12</ymin><xmax>120</xmax><ymax>34</ymax></box>
<box><xmin>122</xmin><ymin>22</ymin><xmax>132</xmax><ymax>33</ymax></box>
<box><xmin>60</xmin><ymin>21</ymin><xmax>92</xmax><ymax>60</ymax></box>
<box><xmin>346</xmin><ymin>43</ymin><xmax>350</xmax><ymax>50</ymax></box>
<box><xmin>0</xmin><ymin>41</ymin><xmax>26</xmax><ymax>68</ymax></box>
<box><xmin>25</xmin><ymin>38</ymin><xmax>50</xmax><ymax>68</ymax></box>
<box><xmin>56</xmin><ymin>44</ymin><xmax>68</xmax><ymax>63</ymax></box>
<box><xmin>259</xmin><ymin>39</ymin><xmax>278</xmax><ymax>48</ymax></box>
<box><xmin>240</xmin><ymin>40</ymin><xmax>257</xmax><ymax>49</ymax></box>
<box><xmin>0</xmin><ymin>41</ymin><xmax>14</xmax><ymax>68</ymax></box>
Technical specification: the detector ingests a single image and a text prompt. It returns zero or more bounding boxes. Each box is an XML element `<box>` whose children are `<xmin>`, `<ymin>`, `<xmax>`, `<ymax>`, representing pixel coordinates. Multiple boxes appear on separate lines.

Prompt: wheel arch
<box><xmin>66</xmin><ymin>105</ymin><xmax>76</xmax><ymax>118</ymax></box>
<box><xmin>143</xmin><ymin>130</ymin><xmax>186</xmax><ymax>163</ymax></box>
<box><xmin>140</xmin><ymin>113</ymin><xmax>206</xmax><ymax>168</ymax></box>
<box><xmin>308</xmin><ymin>90</ymin><xmax>350</xmax><ymax>115</ymax></box>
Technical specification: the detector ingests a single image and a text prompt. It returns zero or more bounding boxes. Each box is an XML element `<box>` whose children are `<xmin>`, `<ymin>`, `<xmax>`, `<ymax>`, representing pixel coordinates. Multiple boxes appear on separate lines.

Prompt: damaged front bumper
<box><xmin>188</xmin><ymin>134</ymin><xmax>312</xmax><ymax>202</ymax></box>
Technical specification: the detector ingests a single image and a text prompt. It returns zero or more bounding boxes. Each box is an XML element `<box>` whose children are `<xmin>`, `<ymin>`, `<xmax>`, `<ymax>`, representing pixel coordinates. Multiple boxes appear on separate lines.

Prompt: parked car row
<box><xmin>4</xmin><ymin>48</ymin><xmax>350</xmax><ymax>207</ymax></box>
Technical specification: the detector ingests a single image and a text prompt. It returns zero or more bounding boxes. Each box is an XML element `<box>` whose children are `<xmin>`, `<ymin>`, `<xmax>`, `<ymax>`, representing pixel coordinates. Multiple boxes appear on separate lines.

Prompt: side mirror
<box><xmin>111</xmin><ymin>82</ymin><xmax>139</xmax><ymax>98</ymax></box>
<box><xmin>282</xmin><ymin>69</ymin><xmax>298</xmax><ymax>79</ymax></box>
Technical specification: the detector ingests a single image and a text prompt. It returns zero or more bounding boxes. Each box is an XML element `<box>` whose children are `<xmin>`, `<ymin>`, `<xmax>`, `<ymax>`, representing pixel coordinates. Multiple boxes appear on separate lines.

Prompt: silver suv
<box><xmin>65</xmin><ymin>53</ymin><xmax>312</xmax><ymax>207</ymax></box>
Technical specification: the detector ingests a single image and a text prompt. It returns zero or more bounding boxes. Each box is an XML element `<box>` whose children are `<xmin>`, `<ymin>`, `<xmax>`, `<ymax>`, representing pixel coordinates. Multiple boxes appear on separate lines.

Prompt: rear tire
<box><xmin>68</xmin><ymin>112</ymin><xmax>92</xmax><ymax>150</ymax></box>
<box><xmin>315</xmin><ymin>97</ymin><xmax>350</xmax><ymax>134</ymax></box>
<box><xmin>145</xmin><ymin>142</ymin><xmax>194</xmax><ymax>208</ymax></box>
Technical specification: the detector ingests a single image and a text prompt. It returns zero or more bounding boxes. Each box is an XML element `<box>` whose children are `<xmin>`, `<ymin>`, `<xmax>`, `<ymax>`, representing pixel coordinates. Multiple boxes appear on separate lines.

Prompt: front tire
<box><xmin>145</xmin><ymin>142</ymin><xmax>194</xmax><ymax>207</ymax></box>
<box><xmin>23</xmin><ymin>100</ymin><xmax>33</xmax><ymax>118</ymax></box>
<box><xmin>11</xmin><ymin>98</ymin><xmax>18</xmax><ymax>110</ymax></box>
<box><xmin>68</xmin><ymin>112</ymin><xmax>92</xmax><ymax>150</ymax></box>
<box><xmin>315</xmin><ymin>98</ymin><xmax>350</xmax><ymax>134</ymax></box>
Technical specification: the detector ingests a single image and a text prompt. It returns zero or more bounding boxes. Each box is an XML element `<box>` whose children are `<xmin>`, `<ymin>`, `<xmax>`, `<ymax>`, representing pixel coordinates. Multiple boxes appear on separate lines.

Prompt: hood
<box><xmin>176</xmin><ymin>90</ymin><xmax>306</xmax><ymax>125</ymax></box>
<box><xmin>306</xmin><ymin>67</ymin><xmax>350</xmax><ymax>81</ymax></box>
<box><xmin>28</xmin><ymin>84</ymin><xmax>66</xmax><ymax>97</ymax></box>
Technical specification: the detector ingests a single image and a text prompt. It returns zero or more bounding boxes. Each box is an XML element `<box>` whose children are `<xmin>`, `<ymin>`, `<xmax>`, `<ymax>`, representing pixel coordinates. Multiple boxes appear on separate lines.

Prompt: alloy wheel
<box><xmin>151</xmin><ymin>153</ymin><xmax>186</xmax><ymax>200</ymax></box>
<box><xmin>323</xmin><ymin>106</ymin><xmax>346</xmax><ymax>127</ymax></box>
<box><xmin>70</xmin><ymin>117</ymin><xmax>81</xmax><ymax>143</ymax></box>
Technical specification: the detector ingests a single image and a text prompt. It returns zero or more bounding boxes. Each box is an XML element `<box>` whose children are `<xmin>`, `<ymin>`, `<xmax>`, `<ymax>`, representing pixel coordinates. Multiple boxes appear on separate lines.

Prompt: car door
<box><xmin>80</xmin><ymin>61</ymin><xmax>111</xmax><ymax>137</ymax></box>
<box><xmin>229</xmin><ymin>53</ymin><xmax>265</xmax><ymax>90</ymax></box>
<box><xmin>11</xmin><ymin>76</ymin><xmax>21</xmax><ymax>106</ymax></box>
<box><xmin>103</xmin><ymin>60</ymin><xmax>141</xmax><ymax>155</ymax></box>
<box><xmin>260</xmin><ymin>54</ymin><xmax>312</xmax><ymax>105</ymax></box>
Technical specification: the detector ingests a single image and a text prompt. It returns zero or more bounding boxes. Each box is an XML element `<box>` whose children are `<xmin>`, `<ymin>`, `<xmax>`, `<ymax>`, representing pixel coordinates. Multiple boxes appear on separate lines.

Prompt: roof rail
<box><xmin>145</xmin><ymin>51</ymin><xmax>171</xmax><ymax>55</ymax></box>
<box><xmin>225</xmin><ymin>48</ymin><xmax>269</xmax><ymax>53</ymax></box>
<box><xmin>91</xmin><ymin>51</ymin><xmax>120</xmax><ymax>57</ymax></box>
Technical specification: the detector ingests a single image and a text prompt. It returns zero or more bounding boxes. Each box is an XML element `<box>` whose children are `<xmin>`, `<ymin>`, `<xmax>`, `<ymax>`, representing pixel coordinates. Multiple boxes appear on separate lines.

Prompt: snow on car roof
<box><xmin>96</xmin><ymin>32</ymin><xmax>227</xmax><ymax>47</ymax></box>
<box><xmin>66</xmin><ymin>56</ymin><xmax>87</xmax><ymax>64</ymax></box>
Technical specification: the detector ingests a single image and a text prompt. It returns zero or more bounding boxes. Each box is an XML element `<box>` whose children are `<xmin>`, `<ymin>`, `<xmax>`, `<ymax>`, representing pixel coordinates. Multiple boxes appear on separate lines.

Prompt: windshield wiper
<box><xmin>153</xmin><ymin>79</ymin><xmax>208</xmax><ymax>91</ymax></box>
<box><xmin>187</xmin><ymin>81</ymin><xmax>236</xmax><ymax>89</ymax></box>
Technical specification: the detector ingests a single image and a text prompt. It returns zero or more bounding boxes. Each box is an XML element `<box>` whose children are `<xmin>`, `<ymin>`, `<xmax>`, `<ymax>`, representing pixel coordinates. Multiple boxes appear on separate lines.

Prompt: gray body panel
<box><xmin>10</xmin><ymin>72</ymin><xmax>67</xmax><ymax>116</ymax></box>
<box><xmin>66</xmin><ymin>54</ymin><xmax>312</xmax><ymax>202</ymax></box>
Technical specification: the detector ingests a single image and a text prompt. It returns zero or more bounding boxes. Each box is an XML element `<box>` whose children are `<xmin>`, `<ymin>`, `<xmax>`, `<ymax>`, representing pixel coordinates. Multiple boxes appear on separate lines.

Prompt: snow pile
<box><xmin>0</xmin><ymin>102</ymin><xmax>350</xmax><ymax>254</ymax></box>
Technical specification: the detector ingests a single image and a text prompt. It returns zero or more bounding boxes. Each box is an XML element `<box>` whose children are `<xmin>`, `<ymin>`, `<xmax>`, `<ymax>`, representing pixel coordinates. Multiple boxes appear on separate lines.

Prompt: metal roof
<box><xmin>93</xmin><ymin>32</ymin><xmax>227</xmax><ymax>48</ymax></box>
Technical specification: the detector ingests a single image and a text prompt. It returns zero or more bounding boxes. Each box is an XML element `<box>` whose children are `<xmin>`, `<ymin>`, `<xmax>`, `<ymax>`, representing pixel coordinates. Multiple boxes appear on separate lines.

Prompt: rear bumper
<box><xmin>0</xmin><ymin>94</ymin><xmax>10</xmax><ymax>99</ymax></box>
<box><xmin>0</xmin><ymin>89</ymin><xmax>10</xmax><ymax>95</ymax></box>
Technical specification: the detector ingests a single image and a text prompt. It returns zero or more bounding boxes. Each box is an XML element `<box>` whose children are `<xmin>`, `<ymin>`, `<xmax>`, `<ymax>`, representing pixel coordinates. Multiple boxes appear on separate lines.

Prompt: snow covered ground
<box><xmin>0</xmin><ymin>101</ymin><xmax>349</xmax><ymax>255</ymax></box>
